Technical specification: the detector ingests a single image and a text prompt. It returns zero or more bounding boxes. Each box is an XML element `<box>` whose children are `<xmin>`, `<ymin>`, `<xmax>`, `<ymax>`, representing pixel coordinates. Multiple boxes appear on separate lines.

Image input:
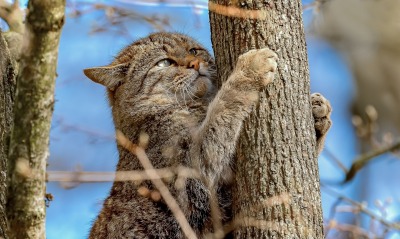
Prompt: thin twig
<box><xmin>53</xmin><ymin>117</ymin><xmax>115</xmax><ymax>142</ymax></box>
<box><xmin>0</xmin><ymin>0</ymin><xmax>24</xmax><ymax>33</ymax></box>
<box><xmin>68</xmin><ymin>2</ymin><xmax>170</xmax><ymax>32</ymax></box>
<box><xmin>116</xmin><ymin>130</ymin><xmax>198</xmax><ymax>239</ymax></box>
<box><xmin>322</xmin><ymin>184</ymin><xmax>400</xmax><ymax>231</ymax></box>
<box><xmin>345</xmin><ymin>139</ymin><xmax>400</xmax><ymax>182</ymax></box>
<box><xmin>0</xmin><ymin>0</ymin><xmax>11</xmax><ymax>23</ymax></box>
<box><xmin>323</xmin><ymin>146</ymin><xmax>348</xmax><ymax>174</ymax></box>
<box><xmin>303</xmin><ymin>0</ymin><xmax>324</xmax><ymax>11</ymax></box>
<box><xmin>209</xmin><ymin>186</ymin><xmax>224</xmax><ymax>239</ymax></box>
<box><xmin>325</xmin><ymin>221</ymin><xmax>374</xmax><ymax>238</ymax></box>
<box><xmin>47</xmin><ymin>167</ymin><xmax>200</xmax><ymax>183</ymax></box>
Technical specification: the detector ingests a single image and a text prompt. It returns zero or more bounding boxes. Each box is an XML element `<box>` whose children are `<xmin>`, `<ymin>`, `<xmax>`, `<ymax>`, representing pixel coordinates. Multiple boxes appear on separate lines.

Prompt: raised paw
<box><xmin>237</xmin><ymin>47</ymin><xmax>278</xmax><ymax>87</ymax></box>
<box><xmin>311</xmin><ymin>93</ymin><xmax>332</xmax><ymax>153</ymax></box>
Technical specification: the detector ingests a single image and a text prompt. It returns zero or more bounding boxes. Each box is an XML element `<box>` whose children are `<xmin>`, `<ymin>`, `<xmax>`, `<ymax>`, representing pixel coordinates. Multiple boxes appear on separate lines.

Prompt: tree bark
<box><xmin>0</xmin><ymin>29</ymin><xmax>16</xmax><ymax>239</ymax></box>
<box><xmin>6</xmin><ymin>1</ymin><xmax>65</xmax><ymax>238</ymax></box>
<box><xmin>209</xmin><ymin>1</ymin><xmax>324</xmax><ymax>238</ymax></box>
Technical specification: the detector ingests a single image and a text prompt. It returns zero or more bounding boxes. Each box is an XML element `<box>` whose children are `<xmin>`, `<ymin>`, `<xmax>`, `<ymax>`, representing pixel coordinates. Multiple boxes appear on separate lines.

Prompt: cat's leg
<box><xmin>191</xmin><ymin>48</ymin><xmax>278</xmax><ymax>186</ymax></box>
<box><xmin>311</xmin><ymin>93</ymin><xmax>332</xmax><ymax>154</ymax></box>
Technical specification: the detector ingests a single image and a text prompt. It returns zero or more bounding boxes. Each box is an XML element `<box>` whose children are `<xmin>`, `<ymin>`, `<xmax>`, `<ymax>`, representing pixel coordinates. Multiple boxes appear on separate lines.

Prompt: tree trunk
<box><xmin>6</xmin><ymin>1</ymin><xmax>65</xmax><ymax>238</ymax></box>
<box><xmin>209</xmin><ymin>1</ymin><xmax>324</xmax><ymax>238</ymax></box>
<box><xmin>0</xmin><ymin>29</ymin><xmax>16</xmax><ymax>239</ymax></box>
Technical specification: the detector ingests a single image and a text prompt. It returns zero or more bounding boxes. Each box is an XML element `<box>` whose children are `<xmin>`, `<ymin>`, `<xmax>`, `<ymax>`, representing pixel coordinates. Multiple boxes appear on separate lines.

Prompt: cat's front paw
<box><xmin>312</xmin><ymin>93</ymin><xmax>332</xmax><ymax>140</ymax></box>
<box><xmin>237</xmin><ymin>47</ymin><xmax>278</xmax><ymax>87</ymax></box>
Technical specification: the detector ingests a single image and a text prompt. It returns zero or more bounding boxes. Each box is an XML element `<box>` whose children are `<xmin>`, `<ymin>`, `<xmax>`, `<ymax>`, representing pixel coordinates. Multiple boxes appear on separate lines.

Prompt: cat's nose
<box><xmin>189</xmin><ymin>59</ymin><xmax>200</xmax><ymax>71</ymax></box>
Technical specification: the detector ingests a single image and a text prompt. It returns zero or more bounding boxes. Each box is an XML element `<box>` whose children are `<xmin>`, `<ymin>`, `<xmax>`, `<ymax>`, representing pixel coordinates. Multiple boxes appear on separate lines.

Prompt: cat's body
<box><xmin>84</xmin><ymin>32</ymin><xmax>331</xmax><ymax>239</ymax></box>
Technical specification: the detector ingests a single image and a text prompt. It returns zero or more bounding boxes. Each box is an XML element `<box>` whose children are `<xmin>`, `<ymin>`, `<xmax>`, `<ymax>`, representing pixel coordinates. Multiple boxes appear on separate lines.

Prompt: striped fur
<box><xmin>84</xmin><ymin>32</ymin><xmax>331</xmax><ymax>238</ymax></box>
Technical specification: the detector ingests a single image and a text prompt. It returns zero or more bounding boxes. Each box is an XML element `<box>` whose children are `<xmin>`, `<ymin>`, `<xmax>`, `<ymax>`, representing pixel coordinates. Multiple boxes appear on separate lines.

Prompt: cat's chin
<box><xmin>192</xmin><ymin>76</ymin><xmax>213</xmax><ymax>98</ymax></box>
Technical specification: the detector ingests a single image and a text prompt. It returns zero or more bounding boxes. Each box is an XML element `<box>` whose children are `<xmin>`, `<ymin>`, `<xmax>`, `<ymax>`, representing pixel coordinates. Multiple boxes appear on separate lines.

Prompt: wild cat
<box><xmin>84</xmin><ymin>32</ymin><xmax>332</xmax><ymax>238</ymax></box>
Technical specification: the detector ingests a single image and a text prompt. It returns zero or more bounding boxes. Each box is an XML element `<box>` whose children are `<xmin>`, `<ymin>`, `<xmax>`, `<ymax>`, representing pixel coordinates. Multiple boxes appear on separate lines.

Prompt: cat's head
<box><xmin>84</xmin><ymin>32</ymin><xmax>216</xmax><ymax>109</ymax></box>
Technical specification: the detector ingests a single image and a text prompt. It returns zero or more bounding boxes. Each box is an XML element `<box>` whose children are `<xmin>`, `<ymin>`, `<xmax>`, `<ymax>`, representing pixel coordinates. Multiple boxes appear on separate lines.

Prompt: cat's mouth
<box><xmin>171</xmin><ymin>63</ymin><xmax>214</xmax><ymax>103</ymax></box>
<box><xmin>191</xmin><ymin>76</ymin><xmax>212</xmax><ymax>98</ymax></box>
<box><xmin>190</xmin><ymin>62</ymin><xmax>214</xmax><ymax>98</ymax></box>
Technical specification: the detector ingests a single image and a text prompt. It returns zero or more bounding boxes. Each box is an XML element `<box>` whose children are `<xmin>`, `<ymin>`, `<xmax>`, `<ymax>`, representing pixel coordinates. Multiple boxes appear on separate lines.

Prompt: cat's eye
<box><xmin>189</xmin><ymin>48</ymin><xmax>197</xmax><ymax>56</ymax></box>
<box><xmin>156</xmin><ymin>59</ymin><xmax>174</xmax><ymax>67</ymax></box>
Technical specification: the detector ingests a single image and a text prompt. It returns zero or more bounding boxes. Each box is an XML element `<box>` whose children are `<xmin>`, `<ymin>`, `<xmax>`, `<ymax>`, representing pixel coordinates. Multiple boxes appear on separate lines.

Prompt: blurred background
<box><xmin>2</xmin><ymin>0</ymin><xmax>400</xmax><ymax>238</ymax></box>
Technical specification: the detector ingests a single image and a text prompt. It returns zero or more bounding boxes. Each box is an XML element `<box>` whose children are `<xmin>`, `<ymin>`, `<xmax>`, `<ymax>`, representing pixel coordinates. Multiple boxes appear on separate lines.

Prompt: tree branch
<box><xmin>0</xmin><ymin>0</ymin><xmax>24</xmax><ymax>33</ymax></box>
<box><xmin>6</xmin><ymin>0</ymin><xmax>65</xmax><ymax>238</ymax></box>
<box><xmin>322</xmin><ymin>184</ymin><xmax>400</xmax><ymax>231</ymax></box>
<box><xmin>46</xmin><ymin>167</ymin><xmax>199</xmax><ymax>184</ymax></box>
<box><xmin>345</xmin><ymin>139</ymin><xmax>400</xmax><ymax>182</ymax></box>
<box><xmin>115</xmin><ymin>131</ymin><xmax>198</xmax><ymax>239</ymax></box>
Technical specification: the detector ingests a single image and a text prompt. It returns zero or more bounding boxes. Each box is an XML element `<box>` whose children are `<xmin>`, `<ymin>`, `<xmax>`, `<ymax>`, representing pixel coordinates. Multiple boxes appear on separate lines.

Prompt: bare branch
<box><xmin>67</xmin><ymin>2</ymin><xmax>171</xmax><ymax>34</ymax></box>
<box><xmin>303</xmin><ymin>0</ymin><xmax>332</xmax><ymax>11</ymax></box>
<box><xmin>345</xmin><ymin>139</ymin><xmax>400</xmax><ymax>182</ymax></box>
<box><xmin>325</xmin><ymin>221</ymin><xmax>374</xmax><ymax>239</ymax></box>
<box><xmin>0</xmin><ymin>0</ymin><xmax>24</xmax><ymax>33</ymax></box>
<box><xmin>116</xmin><ymin>130</ymin><xmax>198</xmax><ymax>239</ymax></box>
<box><xmin>322</xmin><ymin>184</ymin><xmax>400</xmax><ymax>231</ymax></box>
<box><xmin>209</xmin><ymin>187</ymin><xmax>224</xmax><ymax>239</ymax></box>
<box><xmin>323</xmin><ymin>146</ymin><xmax>348</xmax><ymax>174</ymax></box>
<box><xmin>53</xmin><ymin>116</ymin><xmax>115</xmax><ymax>142</ymax></box>
<box><xmin>46</xmin><ymin>167</ymin><xmax>200</xmax><ymax>184</ymax></box>
<box><xmin>0</xmin><ymin>0</ymin><xmax>11</xmax><ymax>23</ymax></box>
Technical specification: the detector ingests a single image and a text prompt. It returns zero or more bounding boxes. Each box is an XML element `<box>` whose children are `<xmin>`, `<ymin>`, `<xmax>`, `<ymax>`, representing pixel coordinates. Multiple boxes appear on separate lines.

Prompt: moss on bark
<box><xmin>6</xmin><ymin>1</ymin><xmax>65</xmax><ymax>238</ymax></box>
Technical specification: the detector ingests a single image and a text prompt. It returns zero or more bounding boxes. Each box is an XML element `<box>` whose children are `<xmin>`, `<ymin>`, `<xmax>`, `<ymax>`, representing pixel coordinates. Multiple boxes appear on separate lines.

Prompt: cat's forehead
<box><xmin>146</xmin><ymin>32</ymin><xmax>201</xmax><ymax>48</ymax></box>
<box><xmin>114</xmin><ymin>33</ymin><xmax>205</xmax><ymax>64</ymax></box>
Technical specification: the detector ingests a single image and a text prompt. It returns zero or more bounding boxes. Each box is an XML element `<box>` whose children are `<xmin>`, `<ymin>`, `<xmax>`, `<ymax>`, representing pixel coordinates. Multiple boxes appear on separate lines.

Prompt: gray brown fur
<box><xmin>83</xmin><ymin>32</ymin><xmax>331</xmax><ymax>239</ymax></box>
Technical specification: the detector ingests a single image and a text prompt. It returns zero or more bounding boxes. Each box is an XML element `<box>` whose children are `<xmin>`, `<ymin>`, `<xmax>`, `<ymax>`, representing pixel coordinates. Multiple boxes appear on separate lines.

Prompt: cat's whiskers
<box><xmin>164</xmin><ymin>81</ymin><xmax>178</xmax><ymax>92</ymax></box>
<box><xmin>183</xmin><ymin>86</ymin><xmax>197</xmax><ymax>109</ymax></box>
<box><xmin>184</xmin><ymin>86</ymin><xmax>196</xmax><ymax>103</ymax></box>
<box><xmin>182</xmin><ymin>73</ymin><xmax>202</xmax><ymax>105</ymax></box>
<box><xmin>182</xmin><ymin>79</ymin><xmax>198</xmax><ymax>102</ymax></box>
<box><xmin>175</xmin><ymin>87</ymin><xmax>188</xmax><ymax>111</ymax></box>
<box><xmin>161</xmin><ymin>80</ymin><xmax>186</xmax><ymax>111</ymax></box>
<box><xmin>170</xmin><ymin>73</ymin><xmax>199</xmax><ymax>111</ymax></box>
<box><xmin>187</xmin><ymin>86</ymin><xmax>198</xmax><ymax>101</ymax></box>
<box><xmin>181</xmin><ymin>89</ymin><xmax>188</xmax><ymax>110</ymax></box>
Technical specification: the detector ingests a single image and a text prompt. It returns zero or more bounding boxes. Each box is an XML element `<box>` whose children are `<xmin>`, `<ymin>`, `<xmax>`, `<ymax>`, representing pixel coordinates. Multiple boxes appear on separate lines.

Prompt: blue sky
<box><xmin>22</xmin><ymin>1</ymin><xmax>399</xmax><ymax>238</ymax></box>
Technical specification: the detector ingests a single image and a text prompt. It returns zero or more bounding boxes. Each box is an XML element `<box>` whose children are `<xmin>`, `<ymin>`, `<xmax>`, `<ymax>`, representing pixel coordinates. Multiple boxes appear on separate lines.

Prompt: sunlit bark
<box><xmin>209</xmin><ymin>1</ymin><xmax>324</xmax><ymax>238</ymax></box>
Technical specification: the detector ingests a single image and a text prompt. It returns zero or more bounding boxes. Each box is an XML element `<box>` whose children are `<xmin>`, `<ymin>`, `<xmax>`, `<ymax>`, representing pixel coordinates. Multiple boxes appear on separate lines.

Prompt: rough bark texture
<box><xmin>0</xmin><ymin>29</ymin><xmax>16</xmax><ymax>239</ymax></box>
<box><xmin>6</xmin><ymin>1</ymin><xmax>65</xmax><ymax>238</ymax></box>
<box><xmin>209</xmin><ymin>1</ymin><xmax>324</xmax><ymax>238</ymax></box>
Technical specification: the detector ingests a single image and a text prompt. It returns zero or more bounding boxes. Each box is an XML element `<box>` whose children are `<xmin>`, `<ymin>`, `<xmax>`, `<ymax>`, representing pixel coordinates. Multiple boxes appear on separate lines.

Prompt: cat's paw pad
<box><xmin>237</xmin><ymin>47</ymin><xmax>278</xmax><ymax>86</ymax></box>
<box><xmin>312</xmin><ymin>93</ymin><xmax>332</xmax><ymax>136</ymax></box>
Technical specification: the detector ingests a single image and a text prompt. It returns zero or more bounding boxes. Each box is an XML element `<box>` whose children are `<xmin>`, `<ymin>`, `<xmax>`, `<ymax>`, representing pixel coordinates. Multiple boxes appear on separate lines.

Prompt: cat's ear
<box><xmin>83</xmin><ymin>63</ymin><xmax>129</xmax><ymax>91</ymax></box>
